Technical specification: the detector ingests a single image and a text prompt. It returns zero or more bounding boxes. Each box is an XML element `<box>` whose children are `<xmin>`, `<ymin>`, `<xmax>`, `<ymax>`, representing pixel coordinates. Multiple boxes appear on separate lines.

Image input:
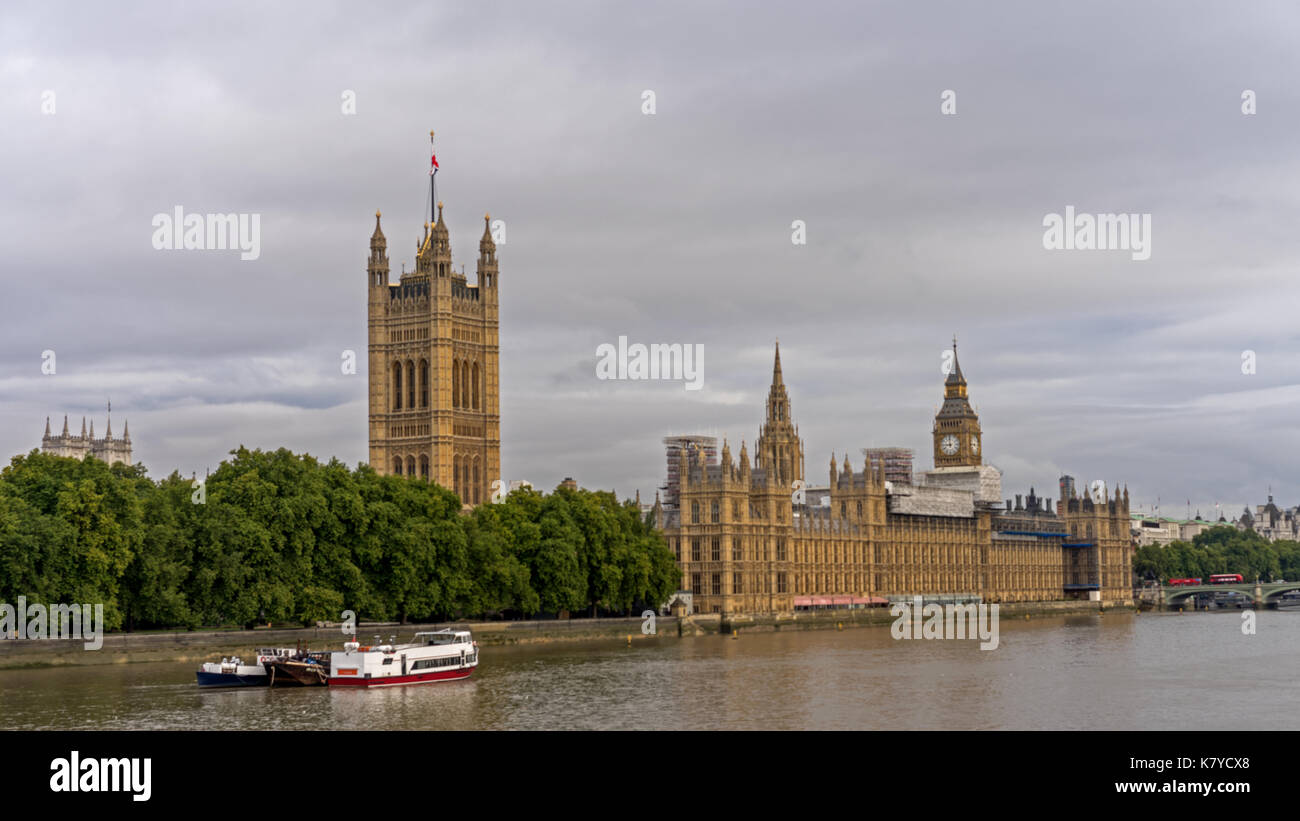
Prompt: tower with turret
<box><xmin>933</xmin><ymin>338</ymin><xmax>982</xmax><ymax>468</ymax></box>
<box><xmin>755</xmin><ymin>341</ymin><xmax>804</xmax><ymax>490</ymax></box>
<box><xmin>366</xmin><ymin>139</ymin><xmax>500</xmax><ymax>506</ymax></box>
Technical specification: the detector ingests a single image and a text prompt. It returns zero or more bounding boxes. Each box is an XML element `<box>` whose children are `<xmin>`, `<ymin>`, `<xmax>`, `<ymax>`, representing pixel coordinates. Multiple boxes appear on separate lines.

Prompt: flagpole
<box><xmin>430</xmin><ymin>130</ymin><xmax>437</xmax><ymax>224</ymax></box>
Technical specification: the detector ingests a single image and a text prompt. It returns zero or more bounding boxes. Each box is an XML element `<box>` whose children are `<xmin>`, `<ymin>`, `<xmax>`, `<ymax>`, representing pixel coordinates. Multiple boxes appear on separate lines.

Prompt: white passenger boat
<box><xmin>327</xmin><ymin>629</ymin><xmax>478</xmax><ymax>687</ymax></box>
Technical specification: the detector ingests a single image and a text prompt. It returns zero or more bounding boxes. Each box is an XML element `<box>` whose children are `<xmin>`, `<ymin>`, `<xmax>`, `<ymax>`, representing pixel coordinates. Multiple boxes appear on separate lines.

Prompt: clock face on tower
<box><xmin>970</xmin><ymin>436</ymin><xmax>979</xmax><ymax>455</ymax></box>
<box><xmin>940</xmin><ymin>435</ymin><xmax>959</xmax><ymax>456</ymax></box>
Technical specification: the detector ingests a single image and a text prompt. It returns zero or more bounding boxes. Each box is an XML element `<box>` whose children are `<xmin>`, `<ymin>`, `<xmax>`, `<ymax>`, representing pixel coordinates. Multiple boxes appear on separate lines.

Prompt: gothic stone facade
<box><xmin>366</xmin><ymin>203</ymin><xmax>500</xmax><ymax>506</ymax></box>
<box><xmin>654</xmin><ymin>343</ymin><xmax>1133</xmax><ymax>614</ymax></box>
<box><xmin>41</xmin><ymin>414</ymin><xmax>132</xmax><ymax>466</ymax></box>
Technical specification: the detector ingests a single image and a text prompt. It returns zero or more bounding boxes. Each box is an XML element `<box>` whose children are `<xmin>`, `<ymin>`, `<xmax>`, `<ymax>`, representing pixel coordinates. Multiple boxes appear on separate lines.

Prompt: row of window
<box><xmin>690</xmin><ymin>499</ymin><xmax>1069</xmax><ymax>525</ymax></box>
<box><xmin>691</xmin><ymin>572</ymin><xmax>789</xmax><ymax>596</ymax></box>
<box><xmin>687</xmin><ymin>570</ymin><xmax>1083</xmax><ymax>598</ymax></box>
<box><xmin>391</xmin><ymin>328</ymin><xmax>430</xmax><ymax>342</ymax></box>
<box><xmin>390</xmin><ymin>455</ymin><xmax>483</xmax><ymax>505</ymax></box>
<box><xmin>453</xmin><ymin>456</ymin><xmax>482</xmax><ymax>505</ymax></box>
<box><xmin>393</xmin><ymin>423</ymin><xmax>430</xmax><ymax>438</ymax></box>
<box><xmin>392</xmin><ymin>455</ymin><xmax>430</xmax><ymax>480</ymax></box>
<box><xmin>410</xmin><ymin>652</ymin><xmax>474</xmax><ymax>671</ymax></box>
<box><xmin>391</xmin><ymin>358</ymin><xmax>484</xmax><ymax>411</ymax></box>
<box><xmin>675</xmin><ymin>539</ymin><xmax>1081</xmax><ymax>568</ymax></box>
<box><xmin>689</xmin><ymin>500</ymin><xmax>788</xmax><ymax>523</ymax></box>
<box><xmin>678</xmin><ymin>537</ymin><xmax>789</xmax><ymax>563</ymax></box>
<box><xmin>392</xmin><ymin>360</ymin><xmax>429</xmax><ymax>410</ymax></box>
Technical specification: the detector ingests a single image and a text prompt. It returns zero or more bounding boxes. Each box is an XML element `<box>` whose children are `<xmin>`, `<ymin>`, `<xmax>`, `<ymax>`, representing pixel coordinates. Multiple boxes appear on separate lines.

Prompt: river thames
<box><xmin>1</xmin><ymin>610</ymin><xmax>1294</xmax><ymax>730</ymax></box>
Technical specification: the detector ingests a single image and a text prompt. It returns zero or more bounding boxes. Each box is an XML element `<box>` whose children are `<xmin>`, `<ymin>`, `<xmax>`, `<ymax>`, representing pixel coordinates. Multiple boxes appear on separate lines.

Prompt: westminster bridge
<box><xmin>1140</xmin><ymin>581</ymin><xmax>1300</xmax><ymax>607</ymax></box>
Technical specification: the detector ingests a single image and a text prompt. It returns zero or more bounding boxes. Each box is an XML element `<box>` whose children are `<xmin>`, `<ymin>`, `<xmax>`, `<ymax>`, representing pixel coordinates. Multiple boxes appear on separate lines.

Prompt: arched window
<box><xmin>460</xmin><ymin>362</ymin><xmax>469</xmax><ymax>409</ymax></box>
<box><xmin>393</xmin><ymin>362</ymin><xmax>403</xmax><ymax>410</ymax></box>
<box><xmin>711</xmin><ymin>501</ymin><xmax>719</xmax><ymax>523</ymax></box>
<box><xmin>461</xmin><ymin>459</ymin><xmax>470</xmax><ymax>501</ymax></box>
<box><xmin>393</xmin><ymin>456</ymin><xmax>402</xmax><ymax>475</ymax></box>
<box><xmin>406</xmin><ymin>360</ymin><xmax>415</xmax><ymax>410</ymax></box>
<box><xmin>472</xmin><ymin>362</ymin><xmax>480</xmax><ymax>410</ymax></box>
<box><xmin>691</xmin><ymin>501</ymin><xmax>700</xmax><ymax>524</ymax></box>
<box><xmin>453</xmin><ymin>455</ymin><xmax>461</xmax><ymax>497</ymax></box>
<box><xmin>419</xmin><ymin>455</ymin><xmax>429</xmax><ymax>480</ymax></box>
<box><xmin>420</xmin><ymin>360</ymin><xmax>429</xmax><ymax>408</ymax></box>
<box><xmin>473</xmin><ymin>458</ymin><xmax>480</xmax><ymax>505</ymax></box>
<box><xmin>452</xmin><ymin>360</ymin><xmax>460</xmax><ymax>408</ymax></box>
<box><xmin>406</xmin><ymin>456</ymin><xmax>415</xmax><ymax>477</ymax></box>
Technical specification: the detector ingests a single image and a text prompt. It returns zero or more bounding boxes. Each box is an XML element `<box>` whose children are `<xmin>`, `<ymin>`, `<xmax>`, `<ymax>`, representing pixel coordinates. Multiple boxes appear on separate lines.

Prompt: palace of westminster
<box><xmin>651</xmin><ymin>342</ymin><xmax>1136</xmax><ymax>613</ymax></box>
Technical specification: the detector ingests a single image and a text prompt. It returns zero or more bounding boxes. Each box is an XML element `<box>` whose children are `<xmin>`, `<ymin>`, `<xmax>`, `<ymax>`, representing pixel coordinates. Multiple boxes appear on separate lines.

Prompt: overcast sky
<box><xmin>3</xmin><ymin>0</ymin><xmax>1299</xmax><ymax>520</ymax></box>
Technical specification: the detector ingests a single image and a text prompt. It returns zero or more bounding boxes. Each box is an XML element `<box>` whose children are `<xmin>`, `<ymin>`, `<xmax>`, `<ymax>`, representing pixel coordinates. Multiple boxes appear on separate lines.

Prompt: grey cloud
<box><xmin>2</xmin><ymin>0</ymin><xmax>1299</xmax><ymax>518</ymax></box>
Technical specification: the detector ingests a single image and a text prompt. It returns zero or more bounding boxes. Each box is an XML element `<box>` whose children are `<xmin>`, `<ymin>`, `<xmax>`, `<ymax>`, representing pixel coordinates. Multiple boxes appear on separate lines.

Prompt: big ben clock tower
<box><xmin>933</xmin><ymin>337</ymin><xmax>982</xmax><ymax>468</ymax></box>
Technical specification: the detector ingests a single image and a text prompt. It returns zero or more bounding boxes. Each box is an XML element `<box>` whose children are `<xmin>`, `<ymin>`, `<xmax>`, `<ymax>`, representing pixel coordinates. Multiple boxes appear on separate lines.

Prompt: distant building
<box><xmin>559</xmin><ymin>477</ymin><xmax>578</xmax><ymax>491</ymax></box>
<box><xmin>1059</xmin><ymin>475</ymin><xmax>1076</xmax><ymax>501</ymax></box>
<box><xmin>1235</xmin><ymin>494</ymin><xmax>1300</xmax><ymax>542</ymax></box>
<box><xmin>862</xmin><ymin>447</ymin><xmax>913</xmax><ymax>485</ymax></box>
<box><xmin>41</xmin><ymin>413</ymin><xmax>132</xmax><ymax>466</ymax></box>
<box><xmin>661</xmin><ymin>435</ymin><xmax>717</xmax><ymax>510</ymax></box>
<box><xmin>1130</xmin><ymin>514</ymin><xmax>1216</xmax><ymax>547</ymax></box>
<box><xmin>799</xmin><ymin>484</ymin><xmax>832</xmax><ymax>508</ymax></box>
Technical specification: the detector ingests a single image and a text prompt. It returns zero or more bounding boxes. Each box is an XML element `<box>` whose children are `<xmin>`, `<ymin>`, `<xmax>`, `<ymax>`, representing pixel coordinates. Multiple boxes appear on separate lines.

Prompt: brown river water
<box><xmin>0</xmin><ymin>611</ymin><xmax>1293</xmax><ymax>730</ymax></box>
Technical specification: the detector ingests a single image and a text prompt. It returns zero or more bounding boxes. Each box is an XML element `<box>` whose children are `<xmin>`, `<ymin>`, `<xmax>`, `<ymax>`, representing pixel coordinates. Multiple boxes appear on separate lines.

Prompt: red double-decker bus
<box><xmin>1167</xmin><ymin>578</ymin><xmax>1201</xmax><ymax>586</ymax></box>
<box><xmin>1209</xmin><ymin>573</ymin><xmax>1244</xmax><ymax>584</ymax></box>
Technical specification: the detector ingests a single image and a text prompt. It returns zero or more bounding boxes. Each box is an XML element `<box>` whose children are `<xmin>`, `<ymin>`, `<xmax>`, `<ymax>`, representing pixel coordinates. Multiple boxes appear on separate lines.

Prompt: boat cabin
<box><xmin>414</xmin><ymin>630</ymin><xmax>473</xmax><ymax>646</ymax></box>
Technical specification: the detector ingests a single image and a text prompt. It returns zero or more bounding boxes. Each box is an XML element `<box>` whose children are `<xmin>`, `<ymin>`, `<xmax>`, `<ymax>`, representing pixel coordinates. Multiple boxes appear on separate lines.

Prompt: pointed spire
<box><xmin>371</xmin><ymin>210</ymin><xmax>385</xmax><ymax>242</ymax></box>
<box><xmin>44</xmin><ymin>417</ymin><xmax>51</xmax><ymax>438</ymax></box>
<box><xmin>946</xmin><ymin>334</ymin><xmax>965</xmax><ymax>385</ymax></box>
<box><xmin>62</xmin><ymin>415</ymin><xmax>69</xmax><ymax>436</ymax></box>
<box><xmin>763</xmin><ymin>339</ymin><xmax>795</xmax><ymax>431</ymax></box>
<box><xmin>89</xmin><ymin>419</ymin><xmax>94</xmax><ymax>439</ymax></box>
<box><xmin>80</xmin><ymin>417</ymin><xmax>86</xmax><ymax>438</ymax></box>
<box><xmin>477</xmin><ymin>212</ymin><xmax>499</xmax><ymax>289</ymax></box>
<box><xmin>123</xmin><ymin>419</ymin><xmax>130</xmax><ymax>441</ymax></box>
